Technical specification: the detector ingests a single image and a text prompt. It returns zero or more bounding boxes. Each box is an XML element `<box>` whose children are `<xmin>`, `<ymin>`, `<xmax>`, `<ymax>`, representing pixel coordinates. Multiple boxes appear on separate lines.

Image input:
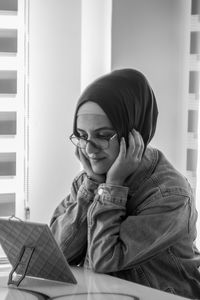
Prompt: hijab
<box><xmin>73</xmin><ymin>68</ymin><xmax>158</xmax><ymax>148</ymax></box>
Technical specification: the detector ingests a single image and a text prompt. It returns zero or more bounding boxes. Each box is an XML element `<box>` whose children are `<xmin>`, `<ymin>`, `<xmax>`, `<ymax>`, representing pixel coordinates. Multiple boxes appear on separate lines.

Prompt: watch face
<box><xmin>98</xmin><ymin>186</ymin><xmax>111</xmax><ymax>199</ymax></box>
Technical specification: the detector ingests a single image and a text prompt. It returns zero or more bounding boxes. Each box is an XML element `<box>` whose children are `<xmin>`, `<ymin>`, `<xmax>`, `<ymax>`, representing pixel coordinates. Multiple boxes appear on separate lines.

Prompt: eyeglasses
<box><xmin>69</xmin><ymin>133</ymin><xmax>117</xmax><ymax>150</ymax></box>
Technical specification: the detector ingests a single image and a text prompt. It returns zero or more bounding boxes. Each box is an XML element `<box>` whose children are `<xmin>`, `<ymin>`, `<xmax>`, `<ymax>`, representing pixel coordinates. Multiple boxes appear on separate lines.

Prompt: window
<box><xmin>0</xmin><ymin>0</ymin><xmax>28</xmax><ymax>262</ymax></box>
<box><xmin>190</xmin><ymin>0</ymin><xmax>200</xmax><ymax>248</ymax></box>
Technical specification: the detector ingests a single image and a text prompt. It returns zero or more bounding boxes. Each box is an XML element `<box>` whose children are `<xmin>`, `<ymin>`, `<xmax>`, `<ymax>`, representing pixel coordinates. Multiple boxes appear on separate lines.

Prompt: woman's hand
<box><xmin>75</xmin><ymin>147</ymin><xmax>105</xmax><ymax>183</ymax></box>
<box><xmin>106</xmin><ymin>129</ymin><xmax>144</xmax><ymax>186</ymax></box>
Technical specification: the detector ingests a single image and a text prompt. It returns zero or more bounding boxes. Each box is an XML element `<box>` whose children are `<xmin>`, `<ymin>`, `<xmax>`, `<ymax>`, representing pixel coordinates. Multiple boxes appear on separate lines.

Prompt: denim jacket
<box><xmin>50</xmin><ymin>147</ymin><xmax>200</xmax><ymax>299</ymax></box>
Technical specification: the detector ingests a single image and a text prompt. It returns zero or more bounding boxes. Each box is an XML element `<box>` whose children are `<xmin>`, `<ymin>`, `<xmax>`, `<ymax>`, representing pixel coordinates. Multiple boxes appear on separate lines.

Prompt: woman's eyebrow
<box><xmin>77</xmin><ymin>127</ymin><xmax>114</xmax><ymax>132</ymax></box>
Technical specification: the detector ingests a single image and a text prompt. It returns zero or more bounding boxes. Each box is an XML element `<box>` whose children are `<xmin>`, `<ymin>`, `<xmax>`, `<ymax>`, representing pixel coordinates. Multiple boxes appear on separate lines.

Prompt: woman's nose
<box><xmin>85</xmin><ymin>140</ymin><xmax>99</xmax><ymax>155</ymax></box>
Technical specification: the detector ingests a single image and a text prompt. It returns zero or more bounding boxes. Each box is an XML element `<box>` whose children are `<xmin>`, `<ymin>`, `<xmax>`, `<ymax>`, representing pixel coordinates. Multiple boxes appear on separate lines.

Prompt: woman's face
<box><xmin>76</xmin><ymin>113</ymin><xmax>120</xmax><ymax>175</ymax></box>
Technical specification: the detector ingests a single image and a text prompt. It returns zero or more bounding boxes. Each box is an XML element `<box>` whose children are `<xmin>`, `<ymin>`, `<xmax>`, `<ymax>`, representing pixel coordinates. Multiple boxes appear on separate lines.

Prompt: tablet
<box><xmin>0</xmin><ymin>217</ymin><xmax>77</xmax><ymax>286</ymax></box>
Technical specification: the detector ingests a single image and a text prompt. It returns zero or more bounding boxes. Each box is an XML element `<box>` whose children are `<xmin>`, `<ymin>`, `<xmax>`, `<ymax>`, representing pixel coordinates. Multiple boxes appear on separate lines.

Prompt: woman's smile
<box><xmin>89</xmin><ymin>156</ymin><xmax>106</xmax><ymax>163</ymax></box>
<box><xmin>88</xmin><ymin>155</ymin><xmax>107</xmax><ymax>168</ymax></box>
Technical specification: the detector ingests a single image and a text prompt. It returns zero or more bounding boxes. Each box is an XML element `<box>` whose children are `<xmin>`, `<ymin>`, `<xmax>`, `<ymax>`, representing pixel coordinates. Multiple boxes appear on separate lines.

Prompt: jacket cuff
<box><xmin>97</xmin><ymin>183</ymin><xmax>129</xmax><ymax>205</ymax></box>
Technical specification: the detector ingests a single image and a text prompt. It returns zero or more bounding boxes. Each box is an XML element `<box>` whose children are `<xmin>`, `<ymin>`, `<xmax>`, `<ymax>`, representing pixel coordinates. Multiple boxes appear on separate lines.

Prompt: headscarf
<box><xmin>73</xmin><ymin>69</ymin><xmax>158</xmax><ymax>148</ymax></box>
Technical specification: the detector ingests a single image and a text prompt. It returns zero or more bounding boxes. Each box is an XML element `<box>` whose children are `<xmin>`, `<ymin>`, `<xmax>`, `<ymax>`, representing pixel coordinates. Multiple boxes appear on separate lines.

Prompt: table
<box><xmin>0</xmin><ymin>265</ymin><xmax>190</xmax><ymax>300</ymax></box>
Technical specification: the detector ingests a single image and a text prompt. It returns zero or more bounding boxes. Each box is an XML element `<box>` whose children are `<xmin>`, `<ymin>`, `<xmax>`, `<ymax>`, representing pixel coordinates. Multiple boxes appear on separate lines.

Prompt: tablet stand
<box><xmin>8</xmin><ymin>245</ymin><xmax>35</xmax><ymax>286</ymax></box>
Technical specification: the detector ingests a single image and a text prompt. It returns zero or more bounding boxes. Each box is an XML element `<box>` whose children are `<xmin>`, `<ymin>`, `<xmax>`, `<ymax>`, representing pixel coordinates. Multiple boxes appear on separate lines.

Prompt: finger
<box><xmin>128</xmin><ymin>132</ymin><xmax>135</xmax><ymax>153</ymax></box>
<box><xmin>78</xmin><ymin>148</ymin><xmax>87</xmax><ymax>163</ymax></box>
<box><xmin>75</xmin><ymin>147</ymin><xmax>80</xmax><ymax>160</ymax></box>
<box><xmin>118</xmin><ymin>137</ymin><xmax>127</xmax><ymax>159</ymax></box>
<box><xmin>137</xmin><ymin>134</ymin><xmax>144</xmax><ymax>159</ymax></box>
<box><xmin>77</xmin><ymin>148</ymin><xmax>88</xmax><ymax>167</ymax></box>
<box><xmin>132</xmin><ymin>129</ymin><xmax>144</xmax><ymax>159</ymax></box>
<box><xmin>76</xmin><ymin>148</ymin><xmax>85</xmax><ymax>163</ymax></box>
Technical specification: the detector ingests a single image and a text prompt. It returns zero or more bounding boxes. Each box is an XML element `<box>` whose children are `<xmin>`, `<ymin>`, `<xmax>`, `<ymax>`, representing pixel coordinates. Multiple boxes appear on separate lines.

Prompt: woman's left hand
<box><xmin>106</xmin><ymin>129</ymin><xmax>144</xmax><ymax>186</ymax></box>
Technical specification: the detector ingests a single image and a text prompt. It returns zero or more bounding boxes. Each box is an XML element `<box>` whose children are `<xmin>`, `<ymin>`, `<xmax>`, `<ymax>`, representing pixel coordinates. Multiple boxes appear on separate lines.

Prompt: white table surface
<box><xmin>0</xmin><ymin>265</ymin><xmax>190</xmax><ymax>300</ymax></box>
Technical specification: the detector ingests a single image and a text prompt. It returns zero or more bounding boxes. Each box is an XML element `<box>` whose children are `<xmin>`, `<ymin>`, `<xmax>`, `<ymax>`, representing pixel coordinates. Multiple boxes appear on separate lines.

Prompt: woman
<box><xmin>50</xmin><ymin>69</ymin><xmax>200</xmax><ymax>298</ymax></box>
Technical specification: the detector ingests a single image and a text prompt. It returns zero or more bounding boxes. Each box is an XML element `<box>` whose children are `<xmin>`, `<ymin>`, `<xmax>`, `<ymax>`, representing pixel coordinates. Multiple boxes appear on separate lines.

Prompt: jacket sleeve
<box><xmin>50</xmin><ymin>172</ymin><xmax>98</xmax><ymax>265</ymax></box>
<box><xmin>86</xmin><ymin>183</ymin><xmax>192</xmax><ymax>273</ymax></box>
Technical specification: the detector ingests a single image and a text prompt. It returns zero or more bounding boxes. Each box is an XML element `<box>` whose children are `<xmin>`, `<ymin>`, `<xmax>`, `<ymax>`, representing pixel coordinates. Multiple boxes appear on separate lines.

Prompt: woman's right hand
<box><xmin>106</xmin><ymin>130</ymin><xmax>144</xmax><ymax>186</ymax></box>
<box><xmin>75</xmin><ymin>147</ymin><xmax>105</xmax><ymax>184</ymax></box>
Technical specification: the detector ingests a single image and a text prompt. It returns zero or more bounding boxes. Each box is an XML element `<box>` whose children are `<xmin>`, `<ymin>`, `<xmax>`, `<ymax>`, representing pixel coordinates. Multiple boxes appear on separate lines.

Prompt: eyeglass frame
<box><xmin>69</xmin><ymin>132</ymin><xmax>117</xmax><ymax>150</ymax></box>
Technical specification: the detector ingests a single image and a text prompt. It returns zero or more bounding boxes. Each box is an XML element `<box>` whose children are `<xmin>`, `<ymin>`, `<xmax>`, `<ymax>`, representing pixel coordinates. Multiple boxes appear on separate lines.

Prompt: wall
<box><xmin>111</xmin><ymin>0</ymin><xmax>191</xmax><ymax>174</ymax></box>
<box><xmin>28</xmin><ymin>0</ymin><xmax>81</xmax><ymax>223</ymax></box>
<box><xmin>28</xmin><ymin>0</ymin><xmax>112</xmax><ymax>223</ymax></box>
<box><xmin>81</xmin><ymin>0</ymin><xmax>112</xmax><ymax>91</ymax></box>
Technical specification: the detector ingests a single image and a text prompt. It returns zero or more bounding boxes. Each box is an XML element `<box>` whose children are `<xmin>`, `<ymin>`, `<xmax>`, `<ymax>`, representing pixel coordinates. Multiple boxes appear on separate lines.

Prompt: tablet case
<box><xmin>0</xmin><ymin>217</ymin><xmax>77</xmax><ymax>286</ymax></box>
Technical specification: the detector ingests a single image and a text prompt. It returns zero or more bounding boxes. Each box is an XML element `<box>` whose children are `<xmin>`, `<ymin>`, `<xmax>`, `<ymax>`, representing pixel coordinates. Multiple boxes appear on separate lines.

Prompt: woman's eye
<box><xmin>78</xmin><ymin>134</ymin><xmax>88</xmax><ymax>139</ymax></box>
<box><xmin>97</xmin><ymin>134</ymin><xmax>112</xmax><ymax>140</ymax></box>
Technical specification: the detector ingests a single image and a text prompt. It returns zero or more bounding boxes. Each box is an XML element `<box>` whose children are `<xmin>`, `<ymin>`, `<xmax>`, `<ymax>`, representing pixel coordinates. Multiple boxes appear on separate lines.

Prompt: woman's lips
<box><xmin>90</xmin><ymin>157</ymin><xmax>105</xmax><ymax>162</ymax></box>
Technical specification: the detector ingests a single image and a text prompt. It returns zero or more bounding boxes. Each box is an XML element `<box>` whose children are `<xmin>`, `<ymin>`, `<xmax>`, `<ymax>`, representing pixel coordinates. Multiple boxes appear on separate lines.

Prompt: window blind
<box><xmin>0</xmin><ymin>0</ymin><xmax>27</xmax><ymax>263</ymax></box>
<box><xmin>187</xmin><ymin>0</ymin><xmax>200</xmax><ymax>195</ymax></box>
<box><xmin>0</xmin><ymin>1</ymin><xmax>17</xmax><ymax>219</ymax></box>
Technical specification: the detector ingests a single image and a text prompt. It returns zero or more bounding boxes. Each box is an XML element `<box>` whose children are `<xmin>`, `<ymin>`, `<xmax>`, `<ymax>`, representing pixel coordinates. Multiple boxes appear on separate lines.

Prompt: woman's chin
<box><xmin>91</xmin><ymin>164</ymin><xmax>108</xmax><ymax>175</ymax></box>
<box><xmin>92</xmin><ymin>167</ymin><xmax>106</xmax><ymax>175</ymax></box>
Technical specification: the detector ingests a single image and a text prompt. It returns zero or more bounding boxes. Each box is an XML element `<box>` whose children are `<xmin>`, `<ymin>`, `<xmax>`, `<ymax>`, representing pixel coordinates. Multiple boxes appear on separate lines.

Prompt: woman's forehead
<box><xmin>77</xmin><ymin>101</ymin><xmax>106</xmax><ymax>116</ymax></box>
<box><xmin>77</xmin><ymin>114</ymin><xmax>113</xmax><ymax>131</ymax></box>
<box><xmin>76</xmin><ymin>101</ymin><xmax>113</xmax><ymax>131</ymax></box>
